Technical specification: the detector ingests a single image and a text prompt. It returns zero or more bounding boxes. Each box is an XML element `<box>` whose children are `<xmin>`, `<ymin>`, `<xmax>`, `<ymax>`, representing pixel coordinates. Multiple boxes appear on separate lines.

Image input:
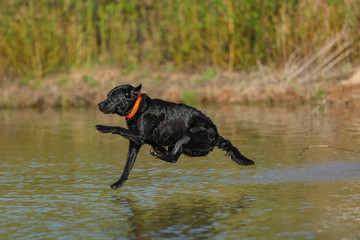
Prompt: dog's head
<box><xmin>98</xmin><ymin>84</ymin><xmax>142</xmax><ymax>116</ymax></box>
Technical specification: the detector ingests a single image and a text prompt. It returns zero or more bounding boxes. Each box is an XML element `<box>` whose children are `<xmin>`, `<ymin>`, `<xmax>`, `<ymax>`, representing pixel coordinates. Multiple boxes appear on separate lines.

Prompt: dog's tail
<box><xmin>216</xmin><ymin>136</ymin><xmax>255</xmax><ymax>166</ymax></box>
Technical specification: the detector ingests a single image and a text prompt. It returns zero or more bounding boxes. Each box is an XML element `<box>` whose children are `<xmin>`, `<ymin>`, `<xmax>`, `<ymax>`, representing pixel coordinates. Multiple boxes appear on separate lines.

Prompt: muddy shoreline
<box><xmin>1</xmin><ymin>67</ymin><xmax>359</xmax><ymax>109</ymax></box>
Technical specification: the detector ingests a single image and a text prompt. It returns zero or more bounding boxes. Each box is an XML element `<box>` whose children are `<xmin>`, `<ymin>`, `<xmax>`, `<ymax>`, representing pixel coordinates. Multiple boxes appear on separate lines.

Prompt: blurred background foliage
<box><xmin>0</xmin><ymin>0</ymin><xmax>359</xmax><ymax>79</ymax></box>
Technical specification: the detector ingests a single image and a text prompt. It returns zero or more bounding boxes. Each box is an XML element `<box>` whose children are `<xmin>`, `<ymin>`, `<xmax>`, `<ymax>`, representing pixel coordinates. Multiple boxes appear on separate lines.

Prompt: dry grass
<box><xmin>284</xmin><ymin>29</ymin><xmax>354</xmax><ymax>83</ymax></box>
<box><xmin>0</xmin><ymin>65</ymin><xmax>358</xmax><ymax>109</ymax></box>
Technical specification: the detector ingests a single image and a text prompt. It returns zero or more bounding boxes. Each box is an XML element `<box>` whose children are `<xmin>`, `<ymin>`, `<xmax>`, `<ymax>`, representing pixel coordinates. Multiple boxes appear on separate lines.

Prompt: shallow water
<box><xmin>1</xmin><ymin>105</ymin><xmax>359</xmax><ymax>239</ymax></box>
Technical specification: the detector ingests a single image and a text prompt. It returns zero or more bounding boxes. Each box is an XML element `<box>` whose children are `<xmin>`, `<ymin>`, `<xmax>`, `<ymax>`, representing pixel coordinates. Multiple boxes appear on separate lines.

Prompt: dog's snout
<box><xmin>98</xmin><ymin>101</ymin><xmax>107</xmax><ymax>113</ymax></box>
<box><xmin>98</xmin><ymin>100</ymin><xmax>113</xmax><ymax>114</ymax></box>
<box><xmin>98</xmin><ymin>102</ymin><xmax>104</xmax><ymax>109</ymax></box>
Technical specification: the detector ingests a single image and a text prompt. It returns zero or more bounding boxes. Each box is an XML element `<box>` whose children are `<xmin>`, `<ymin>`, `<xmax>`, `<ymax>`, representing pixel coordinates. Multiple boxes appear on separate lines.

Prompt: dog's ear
<box><xmin>133</xmin><ymin>84</ymin><xmax>142</xmax><ymax>94</ymax></box>
<box><xmin>128</xmin><ymin>84</ymin><xmax>142</xmax><ymax>97</ymax></box>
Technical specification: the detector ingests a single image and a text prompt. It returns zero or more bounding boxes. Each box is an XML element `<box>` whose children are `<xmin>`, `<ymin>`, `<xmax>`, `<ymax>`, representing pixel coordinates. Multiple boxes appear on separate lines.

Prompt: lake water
<box><xmin>1</xmin><ymin>105</ymin><xmax>359</xmax><ymax>239</ymax></box>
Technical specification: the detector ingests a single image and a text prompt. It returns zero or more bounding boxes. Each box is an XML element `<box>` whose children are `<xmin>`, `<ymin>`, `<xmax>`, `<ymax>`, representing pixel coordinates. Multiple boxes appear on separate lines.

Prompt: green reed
<box><xmin>0</xmin><ymin>0</ymin><xmax>359</xmax><ymax>79</ymax></box>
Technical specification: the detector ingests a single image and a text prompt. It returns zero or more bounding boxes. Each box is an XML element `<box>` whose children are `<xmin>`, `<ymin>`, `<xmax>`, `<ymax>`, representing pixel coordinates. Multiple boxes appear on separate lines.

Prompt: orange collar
<box><xmin>124</xmin><ymin>93</ymin><xmax>141</xmax><ymax>119</ymax></box>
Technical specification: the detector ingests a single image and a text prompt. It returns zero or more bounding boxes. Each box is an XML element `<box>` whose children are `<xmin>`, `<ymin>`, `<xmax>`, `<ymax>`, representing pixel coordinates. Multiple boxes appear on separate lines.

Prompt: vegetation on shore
<box><xmin>1</xmin><ymin>0</ymin><xmax>359</xmax><ymax>78</ymax></box>
<box><xmin>0</xmin><ymin>0</ymin><xmax>359</xmax><ymax>108</ymax></box>
<box><xmin>1</xmin><ymin>66</ymin><xmax>359</xmax><ymax>109</ymax></box>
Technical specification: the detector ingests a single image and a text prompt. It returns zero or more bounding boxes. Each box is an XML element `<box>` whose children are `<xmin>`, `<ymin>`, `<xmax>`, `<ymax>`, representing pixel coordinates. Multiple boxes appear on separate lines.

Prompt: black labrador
<box><xmin>95</xmin><ymin>84</ymin><xmax>254</xmax><ymax>189</ymax></box>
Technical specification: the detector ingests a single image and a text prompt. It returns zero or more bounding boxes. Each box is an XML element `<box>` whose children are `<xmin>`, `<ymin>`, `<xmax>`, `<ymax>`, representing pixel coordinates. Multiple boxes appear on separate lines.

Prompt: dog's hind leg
<box><xmin>150</xmin><ymin>135</ymin><xmax>191</xmax><ymax>163</ymax></box>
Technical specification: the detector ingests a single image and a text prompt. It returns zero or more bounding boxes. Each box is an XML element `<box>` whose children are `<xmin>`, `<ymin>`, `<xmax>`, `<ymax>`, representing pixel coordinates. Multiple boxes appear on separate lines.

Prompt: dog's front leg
<box><xmin>111</xmin><ymin>141</ymin><xmax>141</xmax><ymax>189</ymax></box>
<box><xmin>95</xmin><ymin>125</ymin><xmax>143</xmax><ymax>145</ymax></box>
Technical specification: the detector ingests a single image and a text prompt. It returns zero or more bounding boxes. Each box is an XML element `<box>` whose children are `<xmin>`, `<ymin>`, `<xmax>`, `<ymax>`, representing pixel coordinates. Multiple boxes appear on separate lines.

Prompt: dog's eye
<box><xmin>124</xmin><ymin>92</ymin><xmax>130</xmax><ymax>98</ymax></box>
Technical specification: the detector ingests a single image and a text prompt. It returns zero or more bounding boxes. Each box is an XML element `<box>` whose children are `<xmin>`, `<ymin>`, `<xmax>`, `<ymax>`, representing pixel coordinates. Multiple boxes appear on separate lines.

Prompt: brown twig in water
<box><xmin>299</xmin><ymin>145</ymin><xmax>357</xmax><ymax>155</ymax></box>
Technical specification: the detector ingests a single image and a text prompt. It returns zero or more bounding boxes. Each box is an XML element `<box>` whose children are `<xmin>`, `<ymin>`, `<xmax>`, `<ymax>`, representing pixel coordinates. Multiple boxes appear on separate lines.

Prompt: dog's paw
<box><xmin>95</xmin><ymin>125</ymin><xmax>109</xmax><ymax>133</ymax></box>
<box><xmin>150</xmin><ymin>147</ymin><xmax>168</xmax><ymax>159</ymax></box>
<box><xmin>110</xmin><ymin>182</ymin><xmax>122</xmax><ymax>189</ymax></box>
<box><xmin>150</xmin><ymin>148</ymin><xmax>158</xmax><ymax>158</ymax></box>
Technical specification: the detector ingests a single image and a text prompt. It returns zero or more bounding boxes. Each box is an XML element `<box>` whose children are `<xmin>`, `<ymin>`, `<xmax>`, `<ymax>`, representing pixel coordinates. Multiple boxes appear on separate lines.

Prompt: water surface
<box><xmin>1</xmin><ymin>105</ymin><xmax>359</xmax><ymax>239</ymax></box>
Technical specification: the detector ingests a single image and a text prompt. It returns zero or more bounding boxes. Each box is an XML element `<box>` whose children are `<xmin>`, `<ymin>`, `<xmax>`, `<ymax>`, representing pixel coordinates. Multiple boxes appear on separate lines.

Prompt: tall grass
<box><xmin>0</xmin><ymin>0</ymin><xmax>359</xmax><ymax>79</ymax></box>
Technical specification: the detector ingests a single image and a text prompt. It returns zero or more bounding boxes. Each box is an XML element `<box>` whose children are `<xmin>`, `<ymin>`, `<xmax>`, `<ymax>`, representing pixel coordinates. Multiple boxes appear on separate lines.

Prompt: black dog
<box><xmin>95</xmin><ymin>84</ymin><xmax>254</xmax><ymax>189</ymax></box>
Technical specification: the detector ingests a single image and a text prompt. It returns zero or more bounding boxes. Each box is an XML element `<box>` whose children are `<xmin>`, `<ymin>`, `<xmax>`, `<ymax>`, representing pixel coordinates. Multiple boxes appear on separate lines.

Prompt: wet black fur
<box><xmin>95</xmin><ymin>84</ymin><xmax>254</xmax><ymax>189</ymax></box>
